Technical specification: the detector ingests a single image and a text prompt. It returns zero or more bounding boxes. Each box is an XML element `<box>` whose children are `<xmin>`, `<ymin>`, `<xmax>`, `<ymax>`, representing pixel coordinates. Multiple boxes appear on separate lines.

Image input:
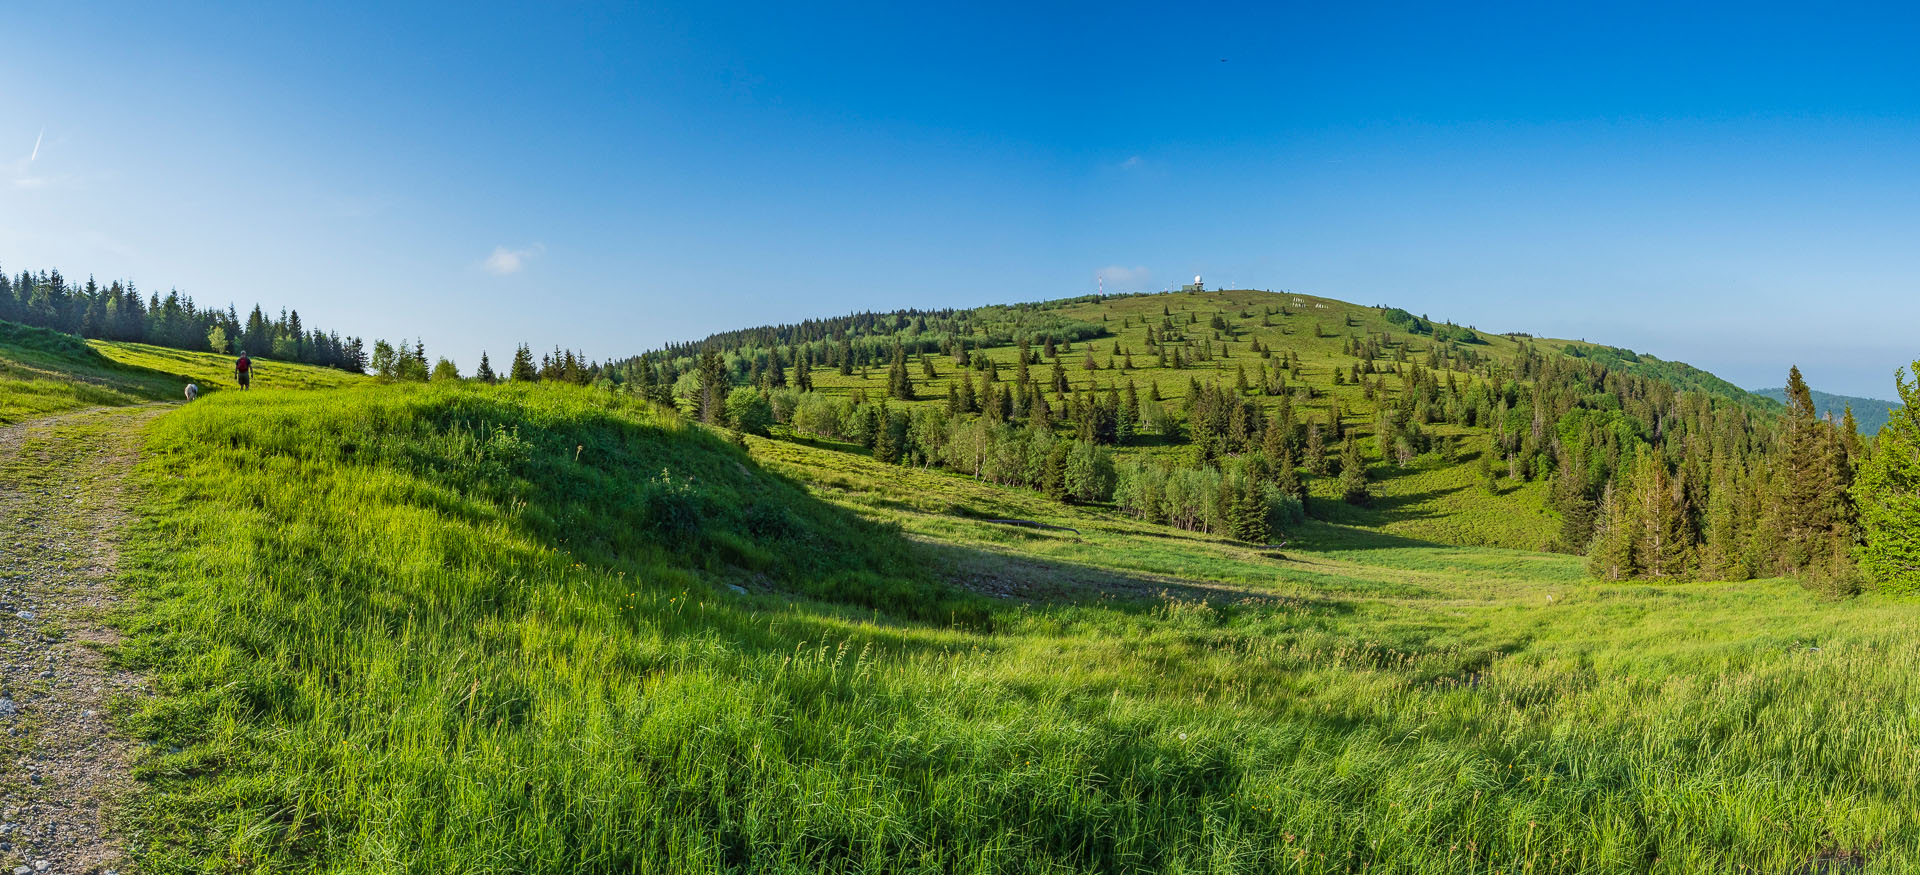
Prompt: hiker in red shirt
<box><xmin>235</xmin><ymin>353</ymin><xmax>253</xmax><ymax>389</ymax></box>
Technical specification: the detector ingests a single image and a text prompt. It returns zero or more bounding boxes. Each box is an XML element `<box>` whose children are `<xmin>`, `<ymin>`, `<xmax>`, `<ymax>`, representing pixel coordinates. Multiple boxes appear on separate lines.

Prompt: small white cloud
<box><xmin>483</xmin><ymin>243</ymin><xmax>544</xmax><ymax>276</ymax></box>
<box><xmin>30</xmin><ymin>128</ymin><xmax>43</xmax><ymax>162</ymax></box>
<box><xmin>1120</xmin><ymin>155</ymin><xmax>1143</xmax><ymax>169</ymax></box>
<box><xmin>1096</xmin><ymin>265</ymin><xmax>1151</xmax><ymax>289</ymax></box>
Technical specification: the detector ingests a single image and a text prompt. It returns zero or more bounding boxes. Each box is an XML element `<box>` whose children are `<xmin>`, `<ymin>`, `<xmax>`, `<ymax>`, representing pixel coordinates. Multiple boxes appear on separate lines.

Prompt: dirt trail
<box><xmin>0</xmin><ymin>406</ymin><xmax>161</xmax><ymax>874</ymax></box>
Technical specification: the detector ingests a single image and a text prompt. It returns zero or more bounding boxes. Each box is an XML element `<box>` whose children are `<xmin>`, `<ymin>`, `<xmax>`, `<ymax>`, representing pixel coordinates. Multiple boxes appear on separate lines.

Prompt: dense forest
<box><xmin>0</xmin><ymin>264</ymin><xmax>367</xmax><ymax>372</ymax></box>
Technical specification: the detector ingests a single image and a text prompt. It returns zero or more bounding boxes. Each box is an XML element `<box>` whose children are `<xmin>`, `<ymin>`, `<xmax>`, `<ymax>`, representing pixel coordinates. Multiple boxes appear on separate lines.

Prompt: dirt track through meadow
<box><xmin>0</xmin><ymin>406</ymin><xmax>161</xmax><ymax>874</ymax></box>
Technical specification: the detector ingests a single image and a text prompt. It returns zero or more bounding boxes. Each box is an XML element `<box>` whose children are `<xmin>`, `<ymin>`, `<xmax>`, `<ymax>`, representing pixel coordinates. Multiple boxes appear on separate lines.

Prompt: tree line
<box><xmin>0</xmin><ymin>265</ymin><xmax>367</xmax><ymax>372</ymax></box>
<box><xmin>1585</xmin><ymin>362</ymin><xmax>1920</xmax><ymax>597</ymax></box>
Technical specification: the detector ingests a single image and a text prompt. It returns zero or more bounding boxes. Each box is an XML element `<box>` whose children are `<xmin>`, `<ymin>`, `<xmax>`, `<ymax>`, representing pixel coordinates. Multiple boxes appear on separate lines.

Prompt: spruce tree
<box><xmin>1304</xmin><ymin>421</ymin><xmax>1328</xmax><ymax>475</ymax></box>
<box><xmin>475</xmin><ymin>352</ymin><xmax>497</xmax><ymax>384</ymax></box>
<box><xmin>1632</xmin><ymin>453</ymin><xmax>1696</xmax><ymax>580</ymax></box>
<box><xmin>510</xmin><ymin>345</ymin><xmax>539</xmax><ymax>381</ymax></box>
<box><xmin>795</xmin><ymin>349</ymin><xmax>814</xmax><ymax>392</ymax></box>
<box><xmin>1855</xmin><ymin>359</ymin><xmax>1920</xmax><ymax>593</ymax></box>
<box><xmin>873</xmin><ymin>401</ymin><xmax>901</xmax><ymax>463</ymax></box>
<box><xmin>1773</xmin><ymin>366</ymin><xmax>1850</xmax><ymax>573</ymax></box>
<box><xmin>1229</xmin><ymin>480</ymin><xmax>1269</xmax><ymax>543</ymax></box>
<box><xmin>1586</xmin><ymin>481</ymin><xmax>1638</xmax><ymax>580</ymax></box>
<box><xmin>887</xmin><ymin>345</ymin><xmax>914</xmax><ymax>401</ymax></box>
<box><xmin>696</xmin><ymin>350</ymin><xmax>729</xmax><ymax>424</ymax></box>
<box><xmin>1551</xmin><ymin>445</ymin><xmax>1596</xmax><ymax>551</ymax></box>
<box><xmin>1337</xmin><ymin>436</ymin><xmax>1370</xmax><ymax>505</ymax></box>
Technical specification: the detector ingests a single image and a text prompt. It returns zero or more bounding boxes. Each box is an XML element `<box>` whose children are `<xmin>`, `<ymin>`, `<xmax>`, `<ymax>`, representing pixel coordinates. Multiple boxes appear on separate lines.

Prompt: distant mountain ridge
<box><xmin>1754</xmin><ymin>386</ymin><xmax>1902</xmax><ymax>434</ymax></box>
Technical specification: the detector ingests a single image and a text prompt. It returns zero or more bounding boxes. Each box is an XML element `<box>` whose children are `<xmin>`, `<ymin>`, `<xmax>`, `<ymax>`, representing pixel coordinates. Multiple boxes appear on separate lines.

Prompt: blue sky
<box><xmin>3</xmin><ymin>2</ymin><xmax>1918</xmax><ymax>397</ymax></box>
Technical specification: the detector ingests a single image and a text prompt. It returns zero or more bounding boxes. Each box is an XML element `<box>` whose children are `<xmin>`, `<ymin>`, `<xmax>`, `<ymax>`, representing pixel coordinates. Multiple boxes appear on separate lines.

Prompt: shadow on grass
<box><xmin>910</xmin><ymin>536</ymin><xmax>1359</xmax><ymax>619</ymax></box>
<box><xmin>1286</xmin><ymin>520</ymin><xmax>1450</xmax><ymax>552</ymax></box>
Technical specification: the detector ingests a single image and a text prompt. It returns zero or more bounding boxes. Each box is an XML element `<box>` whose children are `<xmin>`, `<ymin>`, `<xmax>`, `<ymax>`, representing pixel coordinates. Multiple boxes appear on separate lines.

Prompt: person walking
<box><xmin>235</xmin><ymin>352</ymin><xmax>253</xmax><ymax>390</ymax></box>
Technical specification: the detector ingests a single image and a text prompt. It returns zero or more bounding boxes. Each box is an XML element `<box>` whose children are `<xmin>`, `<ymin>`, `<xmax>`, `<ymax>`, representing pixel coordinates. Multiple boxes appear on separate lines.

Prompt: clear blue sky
<box><xmin>4</xmin><ymin>2</ymin><xmax>1918</xmax><ymax>397</ymax></box>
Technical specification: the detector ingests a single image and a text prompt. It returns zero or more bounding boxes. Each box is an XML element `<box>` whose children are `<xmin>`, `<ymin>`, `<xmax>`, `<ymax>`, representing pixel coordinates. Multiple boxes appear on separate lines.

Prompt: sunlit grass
<box><xmin>111</xmin><ymin>380</ymin><xmax>1920</xmax><ymax>873</ymax></box>
<box><xmin>0</xmin><ymin>320</ymin><xmax>364</xmax><ymax>422</ymax></box>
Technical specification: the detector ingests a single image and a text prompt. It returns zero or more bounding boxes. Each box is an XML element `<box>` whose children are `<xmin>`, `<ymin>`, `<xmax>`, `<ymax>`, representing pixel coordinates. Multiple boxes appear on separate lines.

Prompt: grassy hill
<box><xmin>12</xmin><ymin>296</ymin><xmax>1913</xmax><ymax>870</ymax></box>
<box><xmin>0</xmin><ymin>320</ymin><xmax>184</xmax><ymax>423</ymax></box>
<box><xmin>1755</xmin><ymin>385</ymin><xmax>1902</xmax><ymax>435</ymax></box>
<box><xmin>628</xmin><ymin>289</ymin><xmax>1773</xmax><ymax>552</ymax></box>
<box><xmin>0</xmin><ymin>318</ymin><xmax>363</xmax><ymax>423</ymax></box>
<box><xmin>105</xmin><ymin>378</ymin><xmax>1920</xmax><ymax>872</ymax></box>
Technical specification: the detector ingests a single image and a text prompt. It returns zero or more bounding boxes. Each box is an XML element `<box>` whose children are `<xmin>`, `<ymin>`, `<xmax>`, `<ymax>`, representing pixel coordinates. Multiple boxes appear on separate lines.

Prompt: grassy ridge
<box><xmin>0</xmin><ymin>319</ymin><xmax>364</xmax><ymax>423</ymax></box>
<box><xmin>0</xmin><ymin>320</ymin><xmax>181</xmax><ymax>422</ymax></box>
<box><xmin>116</xmin><ymin>381</ymin><xmax>1920</xmax><ymax>872</ymax></box>
<box><xmin>91</xmin><ymin>340</ymin><xmax>365</xmax><ymax>392</ymax></box>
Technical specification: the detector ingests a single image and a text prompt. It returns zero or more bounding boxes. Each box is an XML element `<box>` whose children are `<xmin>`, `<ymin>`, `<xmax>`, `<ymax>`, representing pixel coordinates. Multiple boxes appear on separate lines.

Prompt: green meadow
<box><xmin>104</xmin><ymin>380</ymin><xmax>1919</xmax><ymax>873</ymax></box>
<box><xmin>0</xmin><ymin>319</ymin><xmax>362</xmax><ymax>423</ymax></box>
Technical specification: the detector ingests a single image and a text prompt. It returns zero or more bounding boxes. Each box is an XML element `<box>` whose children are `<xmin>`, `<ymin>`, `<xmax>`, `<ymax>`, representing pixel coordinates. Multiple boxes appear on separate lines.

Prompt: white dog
<box><xmin>185</xmin><ymin>383</ymin><xmax>200</xmax><ymax>402</ymax></box>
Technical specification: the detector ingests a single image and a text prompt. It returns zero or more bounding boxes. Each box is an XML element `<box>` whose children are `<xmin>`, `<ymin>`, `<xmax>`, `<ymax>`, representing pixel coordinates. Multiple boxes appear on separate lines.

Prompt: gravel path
<box><xmin>0</xmin><ymin>406</ymin><xmax>160</xmax><ymax>875</ymax></box>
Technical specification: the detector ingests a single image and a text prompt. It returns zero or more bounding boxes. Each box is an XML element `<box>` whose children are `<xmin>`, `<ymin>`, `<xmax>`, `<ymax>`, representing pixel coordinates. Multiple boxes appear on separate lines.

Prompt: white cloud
<box><xmin>30</xmin><ymin>128</ymin><xmax>43</xmax><ymax>162</ymax></box>
<box><xmin>483</xmin><ymin>243</ymin><xmax>544</xmax><ymax>276</ymax></box>
<box><xmin>1096</xmin><ymin>265</ymin><xmax>1151</xmax><ymax>289</ymax></box>
<box><xmin>1120</xmin><ymin>155</ymin><xmax>1143</xmax><ymax>169</ymax></box>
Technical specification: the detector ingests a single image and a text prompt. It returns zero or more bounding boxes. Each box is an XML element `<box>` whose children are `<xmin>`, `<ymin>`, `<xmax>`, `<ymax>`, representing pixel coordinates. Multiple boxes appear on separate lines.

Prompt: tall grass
<box><xmin>117</xmin><ymin>381</ymin><xmax>1920</xmax><ymax>872</ymax></box>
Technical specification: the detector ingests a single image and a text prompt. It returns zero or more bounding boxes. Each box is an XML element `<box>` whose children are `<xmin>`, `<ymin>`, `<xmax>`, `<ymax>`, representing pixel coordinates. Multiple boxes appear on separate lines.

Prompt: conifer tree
<box><xmin>873</xmin><ymin>401</ymin><xmax>902</xmax><ymax>463</ymax></box>
<box><xmin>887</xmin><ymin>345</ymin><xmax>914</xmax><ymax>401</ymax></box>
<box><xmin>795</xmin><ymin>349</ymin><xmax>814</xmax><ymax>392</ymax></box>
<box><xmin>1855</xmin><ymin>359</ymin><xmax>1920</xmax><ymax>594</ymax></box>
<box><xmin>696</xmin><ymin>350</ymin><xmax>729</xmax><ymax>424</ymax></box>
<box><xmin>1228</xmin><ymin>480</ymin><xmax>1269</xmax><ymax>543</ymax></box>
<box><xmin>1587</xmin><ymin>482</ymin><xmax>1638</xmax><ymax>580</ymax></box>
<box><xmin>474</xmin><ymin>352</ymin><xmax>497</xmax><ymax>384</ymax></box>
<box><xmin>510</xmin><ymin>343</ymin><xmax>541</xmax><ymax>381</ymax></box>
<box><xmin>1632</xmin><ymin>453</ymin><xmax>1696</xmax><ymax>579</ymax></box>
<box><xmin>1773</xmin><ymin>366</ymin><xmax>1852</xmax><ymax>573</ymax></box>
<box><xmin>1305</xmin><ymin>421</ymin><xmax>1328</xmax><ymax>475</ymax></box>
<box><xmin>1337</xmin><ymin>435</ymin><xmax>1370</xmax><ymax>505</ymax></box>
<box><xmin>1551</xmin><ymin>444</ymin><xmax>1596</xmax><ymax>551</ymax></box>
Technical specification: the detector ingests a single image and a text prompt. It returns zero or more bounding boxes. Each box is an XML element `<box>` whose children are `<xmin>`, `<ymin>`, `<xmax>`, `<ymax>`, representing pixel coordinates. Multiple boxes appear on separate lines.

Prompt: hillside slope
<box><xmin>1755</xmin><ymin>385</ymin><xmax>1901</xmax><ymax>434</ymax></box>
<box><xmin>619</xmin><ymin>289</ymin><xmax>1775</xmax><ymax>552</ymax></box>
<box><xmin>103</xmin><ymin>378</ymin><xmax>1920</xmax><ymax>872</ymax></box>
<box><xmin>0</xmin><ymin>319</ymin><xmax>365</xmax><ymax>423</ymax></box>
<box><xmin>0</xmin><ymin>320</ymin><xmax>183</xmax><ymax>423</ymax></box>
